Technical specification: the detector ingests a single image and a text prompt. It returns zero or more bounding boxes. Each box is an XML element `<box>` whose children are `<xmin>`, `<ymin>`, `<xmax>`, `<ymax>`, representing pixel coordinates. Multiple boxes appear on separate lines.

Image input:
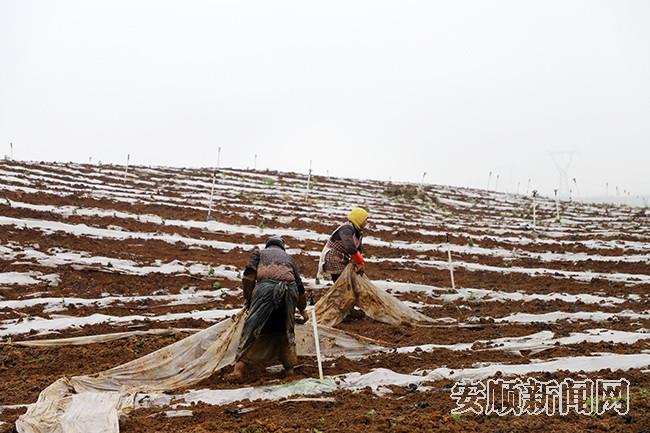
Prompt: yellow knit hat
<box><xmin>347</xmin><ymin>207</ymin><xmax>369</xmax><ymax>229</ymax></box>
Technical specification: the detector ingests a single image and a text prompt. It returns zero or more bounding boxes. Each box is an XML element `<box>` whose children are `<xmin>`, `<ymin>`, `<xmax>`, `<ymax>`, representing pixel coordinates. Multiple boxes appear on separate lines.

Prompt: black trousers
<box><xmin>237</xmin><ymin>280</ymin><xmax>298</xmax><ymax>361</ymax></box>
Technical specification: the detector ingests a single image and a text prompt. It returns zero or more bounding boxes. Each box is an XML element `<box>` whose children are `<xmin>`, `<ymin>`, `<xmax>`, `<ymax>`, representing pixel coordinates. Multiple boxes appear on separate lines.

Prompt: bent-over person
<box><xmin>317</xmin><ymin>207</ymin><xmax>369</xmax><ymax>282</ymax></box>
<box><xmin>228</xmin><ymin>236</ymin><xmax>306</xmax><ymax>381</ymax></box>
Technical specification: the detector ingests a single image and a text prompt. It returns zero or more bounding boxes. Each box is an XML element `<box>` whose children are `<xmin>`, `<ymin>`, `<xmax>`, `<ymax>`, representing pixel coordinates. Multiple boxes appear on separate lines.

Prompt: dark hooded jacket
<box><xmin>236</xmin><ymin>243</ymin><xmax>305</xmax><ymax>360</ymax></box>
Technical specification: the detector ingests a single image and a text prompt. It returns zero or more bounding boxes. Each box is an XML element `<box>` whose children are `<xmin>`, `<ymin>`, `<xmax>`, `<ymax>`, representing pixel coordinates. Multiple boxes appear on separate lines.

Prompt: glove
<box><xmin>351</xmin><ymin>251</ymin><xmax>365</xmax><ymax>273</ymax></box>
<box><xmin>295</xmin><ymin>312</ymin><xmax>307</xmax><ymax>324</ymax></box>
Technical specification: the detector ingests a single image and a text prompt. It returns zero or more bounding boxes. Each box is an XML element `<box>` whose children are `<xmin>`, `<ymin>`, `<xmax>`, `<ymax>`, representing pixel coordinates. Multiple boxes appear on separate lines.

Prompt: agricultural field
<box><xmin>0</xmin><ymin>159</ymin><xmax>649</xmax><ymax>432</ymax></box>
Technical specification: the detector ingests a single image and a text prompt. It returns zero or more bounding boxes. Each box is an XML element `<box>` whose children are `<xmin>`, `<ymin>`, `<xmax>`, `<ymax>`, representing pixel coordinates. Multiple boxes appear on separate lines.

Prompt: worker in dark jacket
<box><xmin>229</xmin><ymin>236</ymin><xmax>306</xmax><ymax>381</ymax></box>
<box><xmin>317</xmin><ymin>207</ymin><xmax>369</xmax><ymax>282</ymax></box>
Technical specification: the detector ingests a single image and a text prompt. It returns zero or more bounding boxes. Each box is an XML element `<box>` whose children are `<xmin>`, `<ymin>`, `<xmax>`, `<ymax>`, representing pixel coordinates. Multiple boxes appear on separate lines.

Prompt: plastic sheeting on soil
<box><xmin>136</xmin><ymin>352</ymin><xmax>650</xmax><ymax>410</ymax></box>
<box><xmin>5</xmin><ymin>329</ymin><xmax>195</xmax><ymax>347</ymax></box>
<box><xmin>16</xmin><ymin>310</ymin><xmax>383</xmax><ymax>433</ymax></box>
<box><xmin>313</xmin><ymin>264</ymin><xmax>438</xmax><ymax>327</ymax></box>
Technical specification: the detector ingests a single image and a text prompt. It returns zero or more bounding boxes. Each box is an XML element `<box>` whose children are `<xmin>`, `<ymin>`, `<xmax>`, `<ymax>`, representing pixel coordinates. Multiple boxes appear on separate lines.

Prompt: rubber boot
<box><xmin>279</xmin><ymin>342</ymin><xmax>297</xmax><ymax>375</ymax></box>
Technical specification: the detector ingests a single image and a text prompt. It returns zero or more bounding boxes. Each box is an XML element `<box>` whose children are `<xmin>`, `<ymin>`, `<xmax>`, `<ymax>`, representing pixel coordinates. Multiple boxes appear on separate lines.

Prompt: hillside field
<box><xmin>0</xmin><ymin>160</ymin><xmax>648</xmax><ymax>432</ymax></box>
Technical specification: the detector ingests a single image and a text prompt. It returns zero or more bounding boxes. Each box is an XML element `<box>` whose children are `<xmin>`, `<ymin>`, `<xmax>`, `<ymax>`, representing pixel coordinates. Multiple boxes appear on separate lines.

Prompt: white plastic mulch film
<box><xmin>16</xmin><ymin>311</ymin><xmax>245</xmax><ymax>433</ymax></box>
<box><xmin>16</xmin><ymin>264</ymin><xmax>427</xmax><ymax>433</ymax></box>
<box><xmin>314</xmin><ymin>264</ymin><xmax>437</xmax><ymax>327</ymax></box>
<box><xmin>16</xmin><ymin>310</ymin><xmax>383</xmax><ymax>433</ymax></box>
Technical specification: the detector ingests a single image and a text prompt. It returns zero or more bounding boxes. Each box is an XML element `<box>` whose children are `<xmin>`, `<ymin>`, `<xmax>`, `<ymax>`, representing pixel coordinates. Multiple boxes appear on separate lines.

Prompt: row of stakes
<box><xmin>2</xmin><ymin>145</ymin><xmax>641</xmax><ymax>384</ymax></box>
<box><xmin>3</xmin><ymin>142</ymin><xmax>644</xmax><ymax>206</ymax></box>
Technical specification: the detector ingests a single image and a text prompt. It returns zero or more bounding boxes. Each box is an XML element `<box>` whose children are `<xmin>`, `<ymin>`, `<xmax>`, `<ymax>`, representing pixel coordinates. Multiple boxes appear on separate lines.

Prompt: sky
<box><xmin>1</xmin><ymin>0</ymin><xmax>649</xmax><ymax>199</ymax></box>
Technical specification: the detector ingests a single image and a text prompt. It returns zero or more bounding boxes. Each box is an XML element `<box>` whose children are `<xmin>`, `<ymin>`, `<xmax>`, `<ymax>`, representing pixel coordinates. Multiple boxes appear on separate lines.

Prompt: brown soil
<box><xmin>117</xmin><ymin>369</ymin><xmax>650</xmax><ymax>433</ymax></box>
<box><xmin>1</xmin><ymin>161</ymin><xmax>648</xmax><ymax>432</ymax></box>
<box><xmin>0</xmin><ymin>332</ymin><xmax>190</xmax><ymax>405</ymax></box>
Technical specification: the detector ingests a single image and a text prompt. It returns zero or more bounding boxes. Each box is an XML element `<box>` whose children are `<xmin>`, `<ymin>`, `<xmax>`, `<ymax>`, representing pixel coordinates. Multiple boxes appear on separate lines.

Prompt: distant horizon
<box><xmin>2</xmin><ymin>1</ymin><xmax>648</xmax><ymax>200</ymax></box>
<box><xmin>3</xmin><ymin>156</ymin><xmax>648</xmax><ymax>208</ymax></box>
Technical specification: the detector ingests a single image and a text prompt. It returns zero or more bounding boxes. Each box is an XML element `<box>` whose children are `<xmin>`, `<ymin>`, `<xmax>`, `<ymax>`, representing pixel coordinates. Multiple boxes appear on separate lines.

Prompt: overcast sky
<box><xmin>1</xmin><ymin>0</ymin><xmax>648</xmax><ymax>198</ymax></box>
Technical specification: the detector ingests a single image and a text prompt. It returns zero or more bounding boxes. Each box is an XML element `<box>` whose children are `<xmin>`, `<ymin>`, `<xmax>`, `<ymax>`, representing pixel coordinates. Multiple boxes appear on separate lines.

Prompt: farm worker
<box><xmin>317</xmin><ymin>207</ymin><xmax>369</xmax><ymax>282</ymax></box>
<box><xmin>229</xmin><ymin>236</ymin><xmax>307</xmax><ymax>380</ymax></box>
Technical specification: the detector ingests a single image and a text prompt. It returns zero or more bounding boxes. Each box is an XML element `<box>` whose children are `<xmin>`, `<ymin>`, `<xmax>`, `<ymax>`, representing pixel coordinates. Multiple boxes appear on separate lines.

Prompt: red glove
<box><xmin>351</xmin><ymin>251</ymin><xmax>365</xmax><ymax>271</ymax></box>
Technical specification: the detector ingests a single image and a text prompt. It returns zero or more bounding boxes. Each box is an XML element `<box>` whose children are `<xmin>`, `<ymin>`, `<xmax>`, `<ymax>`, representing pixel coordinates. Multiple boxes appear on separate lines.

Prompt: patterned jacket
<box><xmin>322</xmin><ymin>221</ymin><xmax>364</xmax><ymax>275</ymax></box>
<box><xmin>242</xmin><ymin>245</ymin><xmax>305</xmax><ymax>302</ymax></box>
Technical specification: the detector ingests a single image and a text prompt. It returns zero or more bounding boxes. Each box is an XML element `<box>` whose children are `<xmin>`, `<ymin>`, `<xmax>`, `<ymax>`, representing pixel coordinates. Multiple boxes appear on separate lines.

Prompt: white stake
<box><xmin>487</xmin><ymin>171</ymin><xmax>492</xmax><ymax>191</ymax></box>
<box><xmin>532</xmin><ymin>190</ymin><xmax>538</xmax><ymax>234</ymax></box>
<box><xmin>516</xmin><ymin>181</ymin><xmax>520</xmax><ymax>196</ymax></box>
<box><xmin>304</xmin><ymin>160</ymin><xmax>313</xmax><ymax>200</ymax></box>
<box><xmin>446</xmin><ymin>233</ymin><xmax>456</xmax><ymax>290</ymax></box>
<box><xmin>207</xmin><ymin>148</ymin><xmax>221</xmax><ymax>220</ymax></box>
<box><xmin>495</xmin><ymin>174</ymin><xmax>500</xmax><ymax>192</ymax></box>
<box><xmin>207</xmin><ymin>170</ymin><xmax>217</xmax><ymax>220</ymax></box>
<box><xmin>254</xmin><ymin>154</ymin><xmax>257</xmax><ymax>170</ymax></box>
<box><xmin>554</xmin><ymin>189</ymin><xmax>560</xmax><ymax>222</ymax></box>
<box><xmin>123</xmin><ymin>154</ymin><xmax>130</xmax><ymax>182</ymax></box>
<box><xmin>526</xmin><ymin>178</ymin><xmax>531</xmax><ymax>196</ymax></box>
<box><xmin>419</xmin><ymin>172</ymin><xmax>427</xmax><ymax>191</ymax></box>
<box><xmin>572</xmin><ymin>178</ymin><xmax>581</xmax><ymax>201</ymax></box>
<box><xmin>310</xmin><ymin>308</ymin><xmax>324</xmax><ymax>381</ymax></box>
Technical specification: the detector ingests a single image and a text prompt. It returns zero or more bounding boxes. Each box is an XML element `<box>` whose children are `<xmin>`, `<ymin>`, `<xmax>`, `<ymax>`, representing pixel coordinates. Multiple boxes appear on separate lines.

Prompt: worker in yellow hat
<box><xmin>317</xmin><ymin>207</ymin><xmax>369</xmax><ymax>282</ymax></box>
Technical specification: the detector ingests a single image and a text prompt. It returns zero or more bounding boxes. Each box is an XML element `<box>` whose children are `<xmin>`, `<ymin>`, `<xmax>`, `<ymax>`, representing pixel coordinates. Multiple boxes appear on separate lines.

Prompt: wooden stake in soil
<box><xmin>310</xmin><ymin>308</ymin><xmax>324</xmax><ymax>381</ymax></box>
<box><xmin>207</xmin><ymin>149</ymin><xmax>221</xmax><ymax>220</ymax></box>
<box><xmin>207</xmin><ymin>170</ymin><xmax>217</xmax><ymax>221</ymax></box>
<box><xmin>532</xmin><ymin>190</ymin><xmax>538</xmax><ymax>235</ymax></box>
<box><xmin>446</xmin><ymin>233</ymin><xmax>456</xmax><ymax>290</ymax></box>
<box><xmin>123</xmin><ymin>154</ymin><xmax>130</xmax><ymax>182</ymax></box>
<box><xmin>572</xmin><ymin>177</ymin><xmax>581</xmax><ymax>201</ymax></box>
<box><xmin>304</xmin><ymin>160</ymin><xmax>312</xmax><ymax>200</ymax></box>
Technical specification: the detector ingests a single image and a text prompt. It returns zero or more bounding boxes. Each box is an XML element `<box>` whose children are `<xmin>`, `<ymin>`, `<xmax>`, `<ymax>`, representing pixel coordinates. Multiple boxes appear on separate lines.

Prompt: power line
<box><xmin>549</xmin><ymin>151</ymin><xmax>575</xmax><ymax>198</ymax></box>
